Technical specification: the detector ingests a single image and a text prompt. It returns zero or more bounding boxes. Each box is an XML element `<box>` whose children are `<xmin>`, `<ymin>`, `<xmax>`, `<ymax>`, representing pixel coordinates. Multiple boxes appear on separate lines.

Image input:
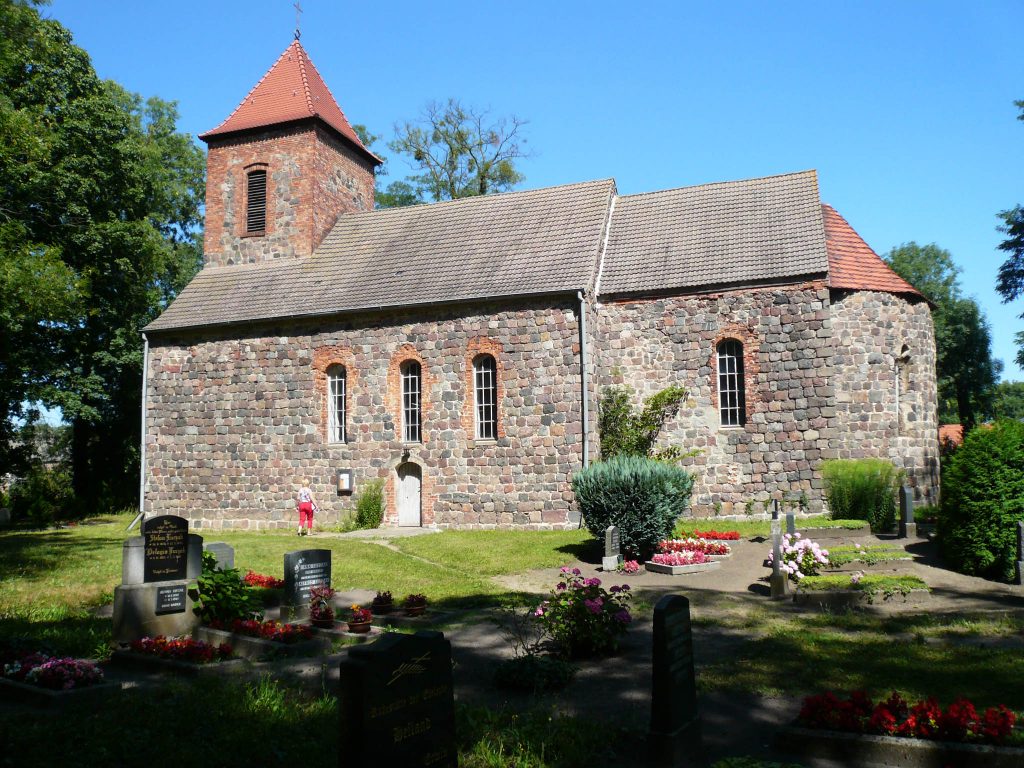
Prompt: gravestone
<box><xmin>0</xmin><ymin>508</ymin><xmax>11</xmax><ymax>527</ymax></box>
<box><xmin>1015</xmin><ymin>521</ymin><xmax>1023</xmax><ymax>587</ymax></box>
<box><xmin>898</xmin><ymin>486</ymin><xmax>917</xmax><ymax>539</ymax></box>
<box><xmin>772</xmin><ymin>498</ymin><xmax>780</xmax><ymax>520</ymax></box>
<box><xmin>786</xmin><ymin>512</ymin><xmax>796</xmax><ymax>536</ymax></box>
<box><xmin>203</xmin><ymin>542</ymin><xmax>235</xmax><ymax>570</ymax></box>
<box><xmin>602</xmin><ymin>525</ymin><xmax>623</xmax><ymax>571</ymax></box>
<box><xmin>339</xmin><ymin>630</ymin><xmax>457</xmax><ymax>768</ymax></box>
<box><xmin>649</xmin><ymin>595</ymin><xmax>703</xmax><ymax>767</ymax></box>
<box><xmin>282</xmin><ymin>548</ymin><xmax>331</xmax><ymax>618</ymax></box>
<box><xmin>769</xmin><ymin>517</ymin><xmax>789</xmax><ymax>600</ymax></box>
<box><xmin>112</xmin><ymin>515</ymin><xmax>201</xmax><ymax>643</ymax></box>
<box><xmin>143</xmin><ymin>515</ymin><xmax>189</xmax><ymax>582</ymax></box>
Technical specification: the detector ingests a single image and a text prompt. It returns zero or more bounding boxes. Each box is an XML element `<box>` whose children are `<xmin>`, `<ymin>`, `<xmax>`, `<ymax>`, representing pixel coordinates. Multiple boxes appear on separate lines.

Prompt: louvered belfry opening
<box><xmin>246</xmin><ymin>170</ymin><xmax>267</xmax><ymax>233</ymax></box>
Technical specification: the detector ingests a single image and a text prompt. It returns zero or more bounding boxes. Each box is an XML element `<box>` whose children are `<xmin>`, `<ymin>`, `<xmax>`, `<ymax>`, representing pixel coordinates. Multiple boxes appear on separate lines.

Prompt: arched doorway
<box><xmin>397</xmin><ymin>462</ymin><xmax>422</xmax><ymax>527</ymax></box>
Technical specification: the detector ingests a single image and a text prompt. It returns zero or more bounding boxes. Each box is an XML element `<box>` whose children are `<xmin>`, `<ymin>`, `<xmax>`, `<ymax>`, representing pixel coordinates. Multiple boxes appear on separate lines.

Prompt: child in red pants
<box><xmin>295</xmin><ymin>479</ymin><xmax>320</xmax><ymax>535</ymax></box>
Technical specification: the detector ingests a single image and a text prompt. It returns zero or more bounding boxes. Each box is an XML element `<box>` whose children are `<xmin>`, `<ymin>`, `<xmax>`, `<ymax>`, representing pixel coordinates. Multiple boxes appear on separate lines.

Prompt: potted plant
<box><xmin>403</xmin><ymin>593</ymin><xmax>427</xmax><ymax>617</ymax></box>
<box><xmin>346</xmin><ymin>604</ymin><xmax>373</xmax><ymax>634</ymax></box>
<box><xmin>308</xmin><ymin>584</ymin><xmax>337</xmax><ymax>629</ymax></box>
<box><xmin>371</xmin><ymin>590</ymin><xmax>394</xmax><ymax>615</ymax></box>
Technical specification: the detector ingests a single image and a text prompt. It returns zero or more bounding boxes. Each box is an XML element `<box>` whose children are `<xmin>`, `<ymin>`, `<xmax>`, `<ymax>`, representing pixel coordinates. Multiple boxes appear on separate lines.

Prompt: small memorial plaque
<box><xmin>283</xmin><ymin>549</ymin><xmax>332</xmax><ymax>606</ymax></box>
<box><xmin>339</xmin><ymin>631</ymin><xmax>457</xmax><ymax>768</ymax></box>
<box><xmin>649</xmin><ymin>595</ymin><xmax>702</xmax><ymax>766</ymax></box>
<box><xmin>605</xmin><ymin>525</ymin><xmax>621</xmax><ymax>558</ymax></box>
<box><xmin>143</xmin><ymin>515</ymin><xmax>189</xmax><ymax>583</ymax></box>
<box><xmin>155</xmin><ymin>584</ymin><xmax>187</xmax><ymax>615</ymax></box>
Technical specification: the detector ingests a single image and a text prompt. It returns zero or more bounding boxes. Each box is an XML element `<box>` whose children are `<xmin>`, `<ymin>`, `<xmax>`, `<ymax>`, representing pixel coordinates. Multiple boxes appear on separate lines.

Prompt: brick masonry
<box><xmin>145</xmin><ymin>298</ymin><xmax>588</xmax><ymax>530</ymax></box>
<box><xmin>203</xmin><ymin>122</ymin><xmax>376</xmax><ymax>268</ymax></box>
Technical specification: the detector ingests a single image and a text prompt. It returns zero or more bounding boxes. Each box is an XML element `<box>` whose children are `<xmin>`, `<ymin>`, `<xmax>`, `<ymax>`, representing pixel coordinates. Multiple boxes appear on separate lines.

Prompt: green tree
<box><xmin>352</xmin><ymin>123</ymin><xmax>423</xmax><ymax>209</ymax></box>
<box><xmin>0</xmin><ymin>0</ymin><xmax>205</xmax><ymax>509</ymax></box>
<box><xmin>598</xmin><ymin>385</ymin><xmax>689</xmax><ymax>461</ymax></box>
<box><xmin>886</xmin><ymin>243</ymin><xmax>1001</xmax><ymax>428</ymax></box>
<box><xmin>389</xmin><ymin>99</ymin><xmax>528</xmax><ymax>202</ymax></box>
<box><xmin>996</xmin><ymin>100</ymin><xmax>1024</xmax><ymax>368</ymax></box>
<box><xmin>992</xmin><ymin>381</ymin><xmax>1024</xmax><ymax>420</ymax></box>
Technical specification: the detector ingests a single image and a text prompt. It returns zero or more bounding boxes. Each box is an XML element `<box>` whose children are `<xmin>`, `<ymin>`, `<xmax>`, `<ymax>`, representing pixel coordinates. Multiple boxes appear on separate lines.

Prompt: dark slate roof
<box><xmin>146</xmin><ymin>179</ymin><xmax>615</xmax><ymax>332</ymax></box>
<box><xmin>598</xmin><ymin>170</ymin><xmax>830</xmax><ymax>295</ymax></box>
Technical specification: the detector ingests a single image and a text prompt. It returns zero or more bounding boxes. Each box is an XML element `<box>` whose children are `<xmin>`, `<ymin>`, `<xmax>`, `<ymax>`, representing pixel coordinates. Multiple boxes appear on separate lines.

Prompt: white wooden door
<box><xmin>397</xmin><ymin>463</ymin><xmax>422</xmax><ymax>527</ymax></box>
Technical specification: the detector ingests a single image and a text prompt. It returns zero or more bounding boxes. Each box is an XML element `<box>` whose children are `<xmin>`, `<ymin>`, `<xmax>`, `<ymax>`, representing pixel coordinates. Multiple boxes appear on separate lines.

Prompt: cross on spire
<box><xmin>294</xmin><ymin>1</ymin><xmax>302</xmax><ymax>40</ymax></box>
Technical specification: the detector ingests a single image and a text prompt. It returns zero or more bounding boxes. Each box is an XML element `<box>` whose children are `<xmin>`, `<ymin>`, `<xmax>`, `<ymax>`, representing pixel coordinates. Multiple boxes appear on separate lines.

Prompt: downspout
<box><xmin>577</xmin><ymin>291</ymin><xmax>590</xmax><ymax>469</ymax></box>
<box><xmin>127</xmin><ymin>332</ymin><xmax>149</xmax><ymax>531</ymax></box>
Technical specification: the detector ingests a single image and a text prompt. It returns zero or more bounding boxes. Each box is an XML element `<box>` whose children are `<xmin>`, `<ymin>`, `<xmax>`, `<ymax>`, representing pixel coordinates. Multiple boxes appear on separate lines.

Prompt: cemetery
<box><xmin>1</xmin><ymin>493</ymin><xmax>1023</xmax><ymax>767</ymax></box>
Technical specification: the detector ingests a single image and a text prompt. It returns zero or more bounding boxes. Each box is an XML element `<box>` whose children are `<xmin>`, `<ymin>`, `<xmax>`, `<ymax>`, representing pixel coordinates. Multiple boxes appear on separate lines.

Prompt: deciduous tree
<box><xmin>996</xmin><ymin>99</ymin><xmax>1024</xmax><ymax>368</ymax></box>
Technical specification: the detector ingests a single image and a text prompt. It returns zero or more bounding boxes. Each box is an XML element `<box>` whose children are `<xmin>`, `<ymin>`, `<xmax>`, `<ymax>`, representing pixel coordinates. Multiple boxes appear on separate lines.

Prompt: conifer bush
<box><xmin>939</xmin><ymin>420</ymin><xmax>1024</xmax><ymax>581</ymax></box>
<box><xmin>572</xmin><ymin>455</ymin><xmax>694</xmax><ymax>559</ymax></box>
<box><xmin>821</xmin><ymin>459</ymin><xmax>903</xmax><ymax>532</ymax></box>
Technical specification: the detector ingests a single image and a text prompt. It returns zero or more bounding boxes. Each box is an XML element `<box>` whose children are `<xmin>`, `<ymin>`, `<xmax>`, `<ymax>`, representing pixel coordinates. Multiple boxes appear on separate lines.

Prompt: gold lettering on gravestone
<box><xmin>145</xmin><ymin>519</ymin><xmax>187</xmax><ymax>579</ymax></box>
<box><xmin>393</xmin><ymin>718</ymin><xmax>432</xmax><ymax>744</ymax></box>
<box><xmin>387</xmin><ymin>652</ymin><xmax>431</xmax><ymax>686</ymax></box>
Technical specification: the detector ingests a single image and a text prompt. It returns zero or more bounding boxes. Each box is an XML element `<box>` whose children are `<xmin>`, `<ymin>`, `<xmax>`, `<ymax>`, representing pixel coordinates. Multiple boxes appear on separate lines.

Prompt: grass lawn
<box><xmin>674</xmin><ymin>514</ymin><xmax>869</xmax><ymax>539</ymax></box>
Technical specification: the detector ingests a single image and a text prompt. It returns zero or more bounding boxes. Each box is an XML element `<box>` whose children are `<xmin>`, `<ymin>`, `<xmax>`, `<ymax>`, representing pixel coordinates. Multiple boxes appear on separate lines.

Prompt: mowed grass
<box><xmin>674</xmin><ymin>514</ymin><xmax>869</xmax><ymax>539</ymax></box>
<box><xmin>0</xmin><ymin>515</ymin><xmax>594</xmax><ymax>654</ymax></box>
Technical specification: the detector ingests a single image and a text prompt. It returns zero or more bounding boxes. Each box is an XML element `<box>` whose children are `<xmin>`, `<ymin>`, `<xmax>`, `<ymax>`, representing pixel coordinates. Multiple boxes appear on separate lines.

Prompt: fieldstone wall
<box><xmin>203</xmin><ymin>123</ymin><xmax>375</xmax><ymax>268</ymax></box>
<box><xmin>829</xmin><ymin>290</ymin><xmax>940</xmax><ymax>504</ymax></box>
<box><xmin>144</xmin><ymin>298</ymin><xmax>586</xmax><ymax>530</ymax></box>
<box><xmin>595</xmin><ymin>281</ymin><xmax>838</xmax><ymax>516</ymax></box>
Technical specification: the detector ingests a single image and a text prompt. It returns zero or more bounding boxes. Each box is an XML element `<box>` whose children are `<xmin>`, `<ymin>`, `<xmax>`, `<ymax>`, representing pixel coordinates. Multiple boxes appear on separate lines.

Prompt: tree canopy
<box><xmin>996</xmin><ymin>99</ymin><xmax>1024</xmax><ymax>368</ymax></box>
<box><xmin>0</xmin><ymin>0</ymin><xmax>204</xmax><ymax>508</ymax></box>
<box><xmin>885</xmin><ymin>242</ymin><xmax>1001</xmax><ymax>428</ymax></box>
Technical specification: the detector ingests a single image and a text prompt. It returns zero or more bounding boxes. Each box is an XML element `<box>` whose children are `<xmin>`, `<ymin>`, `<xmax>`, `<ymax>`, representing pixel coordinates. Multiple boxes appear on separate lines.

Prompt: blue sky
<box><xmin>47</xmin><ymin>0</ymin><xmax>1024</xmax><ymax>379</ymax></box>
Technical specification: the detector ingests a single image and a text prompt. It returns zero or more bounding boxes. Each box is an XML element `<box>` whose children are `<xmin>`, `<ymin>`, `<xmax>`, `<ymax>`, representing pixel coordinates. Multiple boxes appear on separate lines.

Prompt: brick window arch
<box><xmin>312</xmin><ymin>346</ymin><xmax>357</xmax><ymax>444</ymax></box>
<box><xmin>462</xmin><ymin>337</ymin><xmax>505</xmax><ymax>440</ymax></box>
<box><xmin>401</xmin><ymin>360</ymin><xmax>422</xmax><ymax>443</ymax></box>
<box><xmin>326</xmin><ymin>364</ymin><xmax>347</xmax><ymax>443</ymax></box>
<box><xmin>387</xmin><ymin>345</ymin><xmax>431</xmax><ymax>445</ymax></box>
<box><xmin>717</xmin><ymin>338</ymin><xmax>746</xmax><ymax>427</ymax></box>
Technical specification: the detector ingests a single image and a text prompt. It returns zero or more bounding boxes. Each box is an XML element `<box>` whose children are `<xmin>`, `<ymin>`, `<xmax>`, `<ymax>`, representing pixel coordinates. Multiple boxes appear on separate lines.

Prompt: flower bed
<box><xmin>533</xmin><ymin>568</ymin><xmax>632</xmax><ymax>658</ymax></box>
<box><xmin>0</xmin><ymin>653</ymin><xmax>116</xmax><ymax>707</ymax></box>
<box><xmin>651</xmin><ymin>550</ymin><xmax>710</xmax><ymax>566</ymax></box>
<box><xmin>767</xmin><ymin>532</ymin><xmax>828</xmax><ymax>581</ymax></box>
<box><xmin>196</xmin><ymin>622</ymin><xmax>323</xmax><ymax>659</ymax></box>
<box><xmin>676</xmin><ymin>529</ymin><xmax>741</xmax><ymax>541</ymax></box>
<box><xmin>208</xmin><ymin>619</ymin><xmax>313</xmax><ymax>644</ymax></box>
<box><xmin>657</xmin><ymin>538</ymin><xmax>732</xmax><ymax>556</ymax></box>
<box><xmin>112</xmin><ymin>635</ymin><xmax>243</xmax><ymax>676</ymax></box>
<box><xmin>795</xmin><ymin>574</ymin><xmax>929</xmax><ymax>605</ymax></box>
<box><xmin>243</xmin><ymin>570</ymin><xmax>284</xmax><ymax>589</ymax></box>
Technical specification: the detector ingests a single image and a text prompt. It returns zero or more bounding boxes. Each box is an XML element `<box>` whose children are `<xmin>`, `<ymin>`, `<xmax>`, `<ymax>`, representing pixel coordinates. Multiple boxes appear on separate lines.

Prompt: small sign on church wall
<box><xmin>337</xmin><ymin>469</ymin><xmax>354</xmax><ymax>495</ymax></box>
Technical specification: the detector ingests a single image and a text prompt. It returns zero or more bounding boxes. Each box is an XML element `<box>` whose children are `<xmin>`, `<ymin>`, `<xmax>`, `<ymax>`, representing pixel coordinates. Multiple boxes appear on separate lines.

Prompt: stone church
<box><xmin>143</xmin><ymin>41</ymin><xmax>939</xmax><ymax>530</ymax></box>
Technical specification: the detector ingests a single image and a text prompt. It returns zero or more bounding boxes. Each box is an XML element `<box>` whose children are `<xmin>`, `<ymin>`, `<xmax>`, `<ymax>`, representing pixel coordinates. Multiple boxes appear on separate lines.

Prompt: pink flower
<box><xmin>585</xmin><ymin>577</ymin><xmax>601</xmax><ymax>587</ymax></box>
<box><xmin>572</xmin><ymin>568</ymin><xmax>582</xmax><ymax>576</ymax></box>
<box><xmin>556</xmin><ymin>582</ymin><xmax>566</xmax><ymax>591</ymax></box>
<box><xmin>583</xmin><ymin>597</ymin><xmax>603</xmax><ymax>614</ymax></box>
<box><xmin>614</xmin><ymin>609</ymin><xmax>632</xmax><ymax>624</ymax></box>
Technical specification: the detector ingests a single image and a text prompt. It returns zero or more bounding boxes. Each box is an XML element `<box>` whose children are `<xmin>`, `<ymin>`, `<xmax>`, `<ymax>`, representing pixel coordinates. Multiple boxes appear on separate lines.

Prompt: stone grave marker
<box><xmin>1016</xmin><ymin>521</ymin><xmax>1023</xmax><ymax>586</ymax></box>
<box><xmin>769</xmin><ymin>517</ymin><xmax>789</xmax><ymax>600</ymax></box>
<box><xmin>203</xmin><ymin>542</ymin><xmax>235</xmax><ymax>570</ymax></box>
<box><xmin>898</xmin><ymin>486</ymin><xmax>917</xmax><ymax>539</ymax></box>
<box><xmin>785</xmin><ymin>512</ymin><xmax>796</xmax><ymax>536</ymax></box>
<box><xmin>772</xmin><ymin>498</ymin><xmax>780</xmax><ymax>520</ymax></box>
<box><xmin>339</xmin><ymin>630</ymin><xmax>457</xmax><ymax>768</ymax></box>
<box><xmin>112</xmin><ymin>515</ymin><xmax>201</xmax><ymax>643</ymax></box>
<box><xmin>602</xmin><ymin>525</ymin><xmax>623</xmax><ymax>571</ymax></box>
<box><xmin>283</xmin><ymin>549</ymin><xmax>331</xmax><ymax>617</ymax></box>
<box><xmin>649</xmin><ymin>595</ymin><xmax>703</xmax><ymax>767</ymax></box>
<box><xmin>143</xmin><ymin>515</ymin><xmax>189</xmax><ymax>582</ymax></box>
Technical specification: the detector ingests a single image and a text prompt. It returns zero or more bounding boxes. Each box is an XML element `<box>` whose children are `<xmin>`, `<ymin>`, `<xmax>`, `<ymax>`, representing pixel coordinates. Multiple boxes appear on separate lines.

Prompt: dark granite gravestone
<box><xmin>203</xmin><ymin>542</ymin><xmax>235</xmax><ymax>570</ymax></box>
<box><xmin>649</xmin><ymin>595</ymin><xmax>702</xmax><ymax>767</ymax></box>
<box><xmin>602</xmin><ymin>525</ymin><xmax>623</xmax><ymax>571</ymax></box>
<box><xmin>283</xmin><ymin>549</ymin><xmax>331</xmax><ymax>607</ymax></box>
<box><xmin>898</xmin><ymin>486</ymin><xmax>917</xmax><ymax>539</ymax></box>
<box><xmin>339</xmin><ymin>631</ymin><xmax>457</xmax><ymax>768</ymax></box>
<box><xmin>1015</xmin><ymin>521</ymin><xmax>1023</xmax><ymax>586</ymax></box>
<box><xmin>143</xmin><ymin>515</ymin><xmax>189</xmax><ymax>582</ymax></box>
<box><xmin>155</xmin><ymin>584</ymin><xmax>187</xmax><ymax>615</ymax></box>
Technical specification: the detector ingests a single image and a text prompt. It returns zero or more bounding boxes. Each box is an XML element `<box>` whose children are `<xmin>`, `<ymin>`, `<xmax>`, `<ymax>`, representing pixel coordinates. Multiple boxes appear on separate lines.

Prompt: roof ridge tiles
<box><xmin>616</xmin><ymin>169</ymin><xmax>818</xmax><ymax>200</ymax></box>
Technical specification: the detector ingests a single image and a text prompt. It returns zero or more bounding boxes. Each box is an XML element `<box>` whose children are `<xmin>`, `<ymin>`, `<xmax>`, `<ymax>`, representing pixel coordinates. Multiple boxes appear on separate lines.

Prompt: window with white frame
<box><xmin>473</xmin><ymin>354</ymin><xmax>497</xmax><ymax>440</ymax></box>
<box><xmin>327</xmin><ymin>365</ymin><xmax>347</xmax><ymax>443</ymax></box>
<box><xmin>717</xmin><ymin>339</ymin><xmax>746</xmax><ymax>427</ymax></box>
<box><xmin>401</xmin><ymin>360</ymin><xmax>422</xmax><ymax>443</ymax></box>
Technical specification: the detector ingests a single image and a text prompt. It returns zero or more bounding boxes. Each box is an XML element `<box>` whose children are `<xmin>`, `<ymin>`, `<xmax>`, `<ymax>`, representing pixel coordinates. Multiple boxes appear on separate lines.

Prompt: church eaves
<box><xmin>821</xmin><ymin>204</ymin><xmax>921</xmax><ymax>298</ymax></box>
<box><xmin>199</xmin><ymin>40</ymin><xmax>380</xmax><ymax>164</ymax></box>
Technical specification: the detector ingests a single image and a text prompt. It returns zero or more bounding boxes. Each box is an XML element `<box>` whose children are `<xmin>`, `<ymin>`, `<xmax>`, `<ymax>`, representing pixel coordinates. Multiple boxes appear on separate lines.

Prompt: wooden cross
<box><xmin>294</xmin><ymin>1</ymin><xmax>302</xmax><ymax>40</ymax></box>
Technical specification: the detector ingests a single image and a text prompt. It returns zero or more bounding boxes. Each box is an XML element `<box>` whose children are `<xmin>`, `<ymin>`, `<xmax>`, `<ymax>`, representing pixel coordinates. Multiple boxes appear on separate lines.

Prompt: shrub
<box><xmin>939</xmin><ymin>420</ymin><xmax>1024</xmax><ymax>581</ymax></box>
<box><xmin>7</xmin><ymin>464</ymin><xmax>74</xmax><ymax>527</ymax></box>
<box><xmin>598</xmin><ymin>384</ymin><xmax>688</xmax><ymax>461</ymax></box>
<box><xmin>821</xmin><ymin>459</ymin><xmax>903</xmax><ymax>531</ymax></box>
<box><xmin>533</xmin><ymin>568</ymin><xmax>632</xmax><ymax>658</ymax></box>
<box><xmin>573</xmin><ymin>455</ymin><xmax>694</xmax><ymax>559</ymax></box>
<box><xmin>354</xmin><ymin>479</ymin><xmax>385</xmax><ymax>529</ymax></box>
<box><xmin>766</xmin><ymin>533</ymin><xmax>829</xmax><ymax>581</ymax></box>
<box><xmin>191</xmin><ymin>552</ymin><xmax>262</xmax><ymax>625</ymax></box>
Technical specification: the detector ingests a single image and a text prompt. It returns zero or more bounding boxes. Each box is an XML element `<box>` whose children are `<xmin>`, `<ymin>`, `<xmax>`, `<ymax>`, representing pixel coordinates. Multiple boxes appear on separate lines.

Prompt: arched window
<box><xmin>327</xmin><ymin>365</ymin><xmax>347</xmax><ymax>443</ymax></box>
<box><xmin>246</xmin><ymin>169</ymin><xmax>267</xmax><ymax>233</ymax></box>
<box><xmin>401</xmin><ymin>360</ymin><xmax>422</xmax><ymax>443</ymax></box>
<box><xmin>717</xmin><ymin>339</ymin><xmax>746</xmax><ymax>427</ymax></box>
<box><xmin>473</xmin><ymin>354</ymin><xmax>497</xmax><ymax>440</ymax></box>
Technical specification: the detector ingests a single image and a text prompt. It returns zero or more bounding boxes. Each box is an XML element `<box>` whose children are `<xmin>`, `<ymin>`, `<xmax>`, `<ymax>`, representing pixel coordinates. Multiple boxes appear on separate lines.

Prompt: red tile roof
<box><xmin>200</xmin><ymin>41</ymin><xmax>379</xmax><ymax>163</ymax></box>
<box><xmin>822</xmin><ymin>204</ymin><xmax>920</xmax><ymax>297</ymax></box>
<box><xmin>939</xmin><ymin>423</ymin><xmax>964</xmax><ymax>449</ymax></box>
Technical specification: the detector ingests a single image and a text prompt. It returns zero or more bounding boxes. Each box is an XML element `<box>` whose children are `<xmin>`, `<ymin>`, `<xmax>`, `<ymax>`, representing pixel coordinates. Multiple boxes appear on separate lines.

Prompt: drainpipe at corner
<box><xmin>577</xmin><ymin>291</ymin><xmax>590</xmax><ymax>469</ymax></box>
<box><xmin>128</xmin><ymin>332</ymin><xmax>149</xmax><ymax>531</ymax></box>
